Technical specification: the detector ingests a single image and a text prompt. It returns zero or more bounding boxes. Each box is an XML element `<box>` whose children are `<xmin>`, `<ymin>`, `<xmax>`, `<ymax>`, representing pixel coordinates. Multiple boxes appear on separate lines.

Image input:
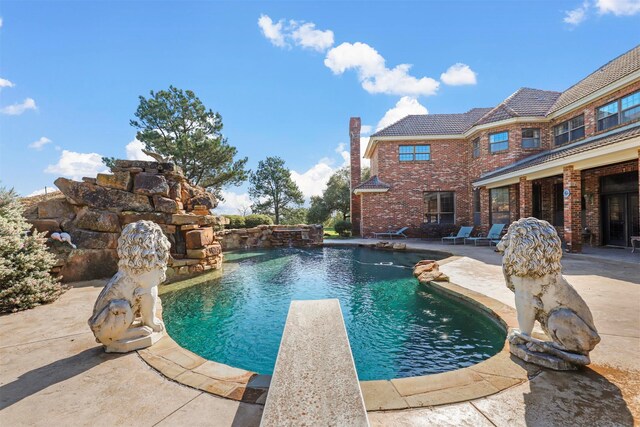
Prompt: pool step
<box><xmin>260</xmin><ymin>299</ymin><xmax>369</xmax><ymax>427</ymax></box>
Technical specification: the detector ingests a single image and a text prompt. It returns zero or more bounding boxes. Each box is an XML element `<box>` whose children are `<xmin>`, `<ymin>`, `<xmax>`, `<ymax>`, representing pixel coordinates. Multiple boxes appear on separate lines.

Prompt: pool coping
<box><xmin>138</xmin><ymin>256</ymin><xmax>542</xmax><ymax>411</ymax></box>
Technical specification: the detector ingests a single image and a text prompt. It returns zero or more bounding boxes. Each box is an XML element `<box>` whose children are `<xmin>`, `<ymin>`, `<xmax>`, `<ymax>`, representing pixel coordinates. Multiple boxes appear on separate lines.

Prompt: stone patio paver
<box><xmin>0</xmin><ymin>241</ymin><xmax>638</xmax><ymax>426</ymax></box>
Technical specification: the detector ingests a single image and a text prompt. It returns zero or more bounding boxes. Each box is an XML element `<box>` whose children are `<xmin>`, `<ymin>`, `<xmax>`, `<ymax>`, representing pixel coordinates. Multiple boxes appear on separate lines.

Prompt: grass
<box><xmin>323</xmin><ymin>227</ymin><xmax>351</xmax><ymax>239</ymax></box>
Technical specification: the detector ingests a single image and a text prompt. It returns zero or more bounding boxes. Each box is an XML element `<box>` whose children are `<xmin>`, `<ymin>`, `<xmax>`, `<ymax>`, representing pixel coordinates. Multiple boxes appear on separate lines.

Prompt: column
<box><xmin>519</xmin><ymin>177</ymin><xmax>533</xmax><ymax>219</ymax></box>
<box><xmin>563</xmin><ymin>165</ymin><xmax>582</xmax><ymax>253</ymax></box>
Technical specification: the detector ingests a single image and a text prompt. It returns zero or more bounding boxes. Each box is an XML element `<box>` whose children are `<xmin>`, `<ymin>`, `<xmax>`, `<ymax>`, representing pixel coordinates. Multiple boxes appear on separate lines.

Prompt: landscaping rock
<box><xmin>133</xmin><ymin>173</ymin><xmax>169</xmax><ymax>197</ymax></box>
<box><xmin>413</xmin><ymin>260</ymin><xmax>449</xmax><ymax>282</ymax></box>
<box><xmin>185</xmin><ymin>227</ymin><xmax>215</xmax><ymax>249</ymax></box>
<box><xmin>172</xmin><ymin>213</ymin><xmax>199</xmax><ymax>225</ymax></box>
<box><xmin>55</xmin><ymin>177</ymin><xmax>153</xmax><ymax>212</ymax></box>
<box><xmin>119</xmin><ymin>211</ymin><xmax>169</xmax><ymax>225</ymax></box>
<box><xmin>186</xmin><ymin>242</ymin><xmax>222</xmax><ymax>259</ymax></box>
<box><xmin>392</xmin><ymin>243</ymin><xmax>406</xmax><ymax>250</ymax></box>
<box><xmin>68</xmin><ymin>229</ymin><xmax>119</xmax><ymax>249</ymax></box>
<box><xmin>153</xmin><ymin>195</ymin><xmax>179</xmax><ymax>213</ymax></box>
<box><xmin>96</xmin><ymin>171</ymin><xmax>132</xmax><ymax>191</ymax></box>
<box><xmin>59</xmin><ymin>249</ymin><xmax>118</xmax><ymax>282</ymax></box>
<box><xmin>30</xmin><ymin>219</ymin><xmax>61</xmax><ymax>234</ymax></box>
<box><xmin>74</xmin><ymin>208</ymin><xmax>120</xmax><ymax>233</ymax></box>
<box><xmin>37</xmin><ymin>196</ymin><xmax>76</xmax><ymax>219</ymax></box>
<box><xmin>114</xmin><ymin>159</ymin><xmax>159</xmax><ymax>170</ymax></box>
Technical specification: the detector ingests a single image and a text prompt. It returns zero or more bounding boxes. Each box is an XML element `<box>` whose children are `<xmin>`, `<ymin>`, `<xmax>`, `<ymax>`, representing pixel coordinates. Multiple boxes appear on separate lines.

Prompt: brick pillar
<box><xmin>480</xmin><ymin>186</ymin><xmax>490</xmax><ymax>234</ymax></box>
<box><xmin>509</xmin><ymin>184</ymin><xmax>520</xmax><ymax>223</ymax></box>
<box><xmin>519</xmin><ymin>177</ymin><xmax>533</xmax><ymax>219</ymax></box>
<box><xmin>350</xmin><ymin>117</ymin><xmax>362</xmax><ymax>236</ymax></box>
<box><xmin>563</xmin><ymin>166</ymin><xmax>582</xmax><ymax>253</ymax></box>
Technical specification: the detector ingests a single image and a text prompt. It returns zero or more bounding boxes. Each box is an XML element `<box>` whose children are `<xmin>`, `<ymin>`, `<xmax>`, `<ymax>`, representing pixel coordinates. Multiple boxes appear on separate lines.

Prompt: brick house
<box><xmin>350</xmin><ymin>45</ymin><xmax>640</xmax><ymax>252</ymax></box>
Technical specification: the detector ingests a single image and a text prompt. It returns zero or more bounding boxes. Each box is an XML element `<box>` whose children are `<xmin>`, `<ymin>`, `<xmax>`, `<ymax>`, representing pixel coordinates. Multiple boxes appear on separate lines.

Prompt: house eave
<box><xmin>353</xmin><ymin>188</ymin><xmax>390</xmax><ymax>195</ymax></box>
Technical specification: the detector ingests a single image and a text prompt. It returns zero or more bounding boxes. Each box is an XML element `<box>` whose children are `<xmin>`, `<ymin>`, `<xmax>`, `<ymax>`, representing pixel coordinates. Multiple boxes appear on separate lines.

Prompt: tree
<box><xmin>323</xmin><ymin>167</ymin><xmax>351</xmax><ymax>220</ymax></box>
<box><xmin>111</xmin><ymin>86</ymin><xmax>249</xmax><ymax>199</ymax></box>
<box><xmin>0</xmin><ymin>188</ymin><xmax>65</xmax><ymax>313</ymax></box>
<box><xmin>281</xmin><ymin>207</ymin><xmax>309</xmax><ymax>225</ymax></box>
<box><xmin>249</xmin><ymin>157</ymin><xmax>304</xmax><ymax>225</ymax></box>
<box><xmin>307</xmin><ymin>196</ymin><xmax>330</xmax><ymax>224</ymax></box>
<box><xmin>361</xmin><ymin>166</ymin><xmax>371</xmax><ymax>182</ymax></box>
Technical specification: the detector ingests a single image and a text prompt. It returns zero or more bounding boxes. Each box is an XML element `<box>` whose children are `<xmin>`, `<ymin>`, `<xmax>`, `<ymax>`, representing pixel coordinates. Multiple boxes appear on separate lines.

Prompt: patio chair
<box><xmin>373</xmin><ymin>227</ymin><xmax>409</xmax><ymax>240</ymax></box>
<box><xmin>464</xmin><ymin>224</ymin><xmax>506</xmax><ymax>246</ymax></box>
<box><xmin>441</xmin><ymin>226</ymin><xmax>474</xmax><ymax>245</ymax></box>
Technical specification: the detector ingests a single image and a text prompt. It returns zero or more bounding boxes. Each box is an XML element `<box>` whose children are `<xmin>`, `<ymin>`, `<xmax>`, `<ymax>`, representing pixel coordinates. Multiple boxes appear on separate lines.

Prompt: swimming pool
<box><xmin>161</xmin><ymin>246</ymin><xmax>505</xmax><ymax>381</ymax></box>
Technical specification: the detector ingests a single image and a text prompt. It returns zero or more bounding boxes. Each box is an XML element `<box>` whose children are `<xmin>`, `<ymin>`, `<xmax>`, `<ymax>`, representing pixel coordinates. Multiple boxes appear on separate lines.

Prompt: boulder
<box><xmin>37</xmin><ymin>196</ymin><xmax>76</xmax><ymax>219</ymax></box>
<box><xmin>185</xmin><ymin>227</ymin><xmax>214</xmax><ymax>249</ymax></box>
<box><xmin>392</xmin><ymin>243</ymin><xmax>406</xmax><ymax>250</ymax></box>
<box><xmin>153</xmin><ymin>195</ymin><xmax>179</xmax><ymax>214</ymax></box>
<box><xmin>96</xmin><ymin>172</ymin><xmax>132</xmax><ymax>191</ymax></box>
<box><xmin>74</xmin><ymin>208</ymin><xmax>121</xmax><ymax>233</ymax></box>
<box><xmin>171</xmin><ymin>213</ymin><xmax>199</xmax><ymax>225</ymax></box>
<box><xmin>186</xmin><ymin>242</ymin><xmax>222</xmax><ymax>259</ymax></box>
<box><xmin>119</xmin><ymin>211</ymin><xmax>169</xmax><ymax>225</ymax></box>
<box><xmin>30</xmin><ymin>219</ymin><xmax>61</xmax><ymax>234</ymax></box>
<box><xmin>55</xmin><ymin>177</ymin><xmax>153</xmax><ymax>212</ymax></box>
<box><xmin>114</xmin><ymin>159</ymin><xmax>159</xmax><ymax>170</ymax></box>
<box><xmin>59</xmin><ymin>249</ymin><xmax>118</xmax><ymax>282</ymax></box>
<box><xmin>413</xmin><ymin>260</ymin><xmax>449</xmax><ymax>283</ymax></box>
<box><xmin>68</xmin><ymin>229</ymin><xmax>119</xmax><ymax>249</ymax></box>
<box><xmin>133</xmin><ymin>173</ymin><xmax>169</xmax><ymax>197</ymax></box>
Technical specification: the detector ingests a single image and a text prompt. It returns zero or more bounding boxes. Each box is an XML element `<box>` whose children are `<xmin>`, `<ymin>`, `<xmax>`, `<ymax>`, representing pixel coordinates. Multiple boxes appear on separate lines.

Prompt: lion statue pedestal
<box><xmin>88</xmin><ymin>220</ymin><xmax>171</xmax><ymax>353</ymax></box>
<box><xmin>496</xmin><ymin>217</ymin><xmax>600</xmax><ymax>370</ymax></box>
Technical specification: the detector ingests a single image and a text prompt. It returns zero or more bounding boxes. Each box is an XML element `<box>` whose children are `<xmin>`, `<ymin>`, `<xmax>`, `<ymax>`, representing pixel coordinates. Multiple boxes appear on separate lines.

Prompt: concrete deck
<box><xmin>0</xmin><ymin>242</ymin><xmax>638</xmax><ymax>426</ymax></box>
<box><xmin>261</xmin><ymin>300</ymin><xmax>368</xmax><ymax>426</ymax></box>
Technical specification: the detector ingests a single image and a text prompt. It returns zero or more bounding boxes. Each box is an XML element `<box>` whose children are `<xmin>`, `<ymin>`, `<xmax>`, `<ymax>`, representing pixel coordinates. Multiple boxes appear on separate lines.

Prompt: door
<box><xmin>603</xmin><ymin>193</ymin><xmax>640</xmax><ymax>246</ymax></box>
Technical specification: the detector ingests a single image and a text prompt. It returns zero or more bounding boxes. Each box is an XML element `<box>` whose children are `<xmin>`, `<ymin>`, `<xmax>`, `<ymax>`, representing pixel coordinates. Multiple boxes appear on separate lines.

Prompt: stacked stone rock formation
<box><xmin>25</xmin><ymin>160</ymin><xmax>227</xmax><ymax>282</ymax></box>
<box><xmin>216</xmin><ymin>225</ymin><xmax>323</xmax><ymax>251</ymax></box>
<box><xmin>413</xmin><ymin>260</ymin><xmax>449</xmax><ymax>283</ymax></box>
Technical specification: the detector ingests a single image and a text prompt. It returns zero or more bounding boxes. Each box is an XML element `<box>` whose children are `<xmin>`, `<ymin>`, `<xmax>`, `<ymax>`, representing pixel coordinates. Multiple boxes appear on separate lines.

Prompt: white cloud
<box><xmin>376</xmin><ymin>96</ymin><xmax>428</xmax><ymax>131</ymax></box>
<box><xmin>360</xmin><ymin>125</ymin><xmax>373</xmax><ymax>135</ymax></box>
<box><xmin>214</xmin><ymin>190</ymin><xmax>253</xmax><ymax>215</ymax></box>
<box><xmin>125</xmin><ymin>138</ymin><xmax>155</xmax><ymax>161</ymax></box>
<box><xmin>1</xmin><ymin>97</ymin><xmax>36</xmax><ymax>115</ymax></box>
<box><xmin>0</xmin><ymin>17</ymin><xmax>3</xmax><ymax>28</ymax></box>
<box><xmin>596</xmin><ymin>0</ymin><xmax>640</xmax><ymax>15</ymax></box>
<box><xmin>258</xmin><ymin>15</ymin><xmax>334</xmax><ymax>52</ymax></box>
<box><xmin>335</xmin><ymin>143</ymin><xmax>350</xmax><ymax>166</ymax></box>
<box><xmin>564</xmin><ymin>1</ymin><xmax>589</xmax><ymax>25</ymax></box>
<box><xmin>440</xmin><ymin>63</ymin><xmax>477</xmax><ymax>86</ymax></box>
<box><xmin>258</xmin><ymin>14</ymin><xmax>286</xmax><ymax>47</ymax></box>
<box><xmin>291</xmin><ymin>22</ymin><xmax>334</xmax><ymax>52</ymax></box>
<box><xmin>359</xmin><ymin>136</ymin><xmax>371</xmax><ymax>169</ymax></box>
<box><xmin>0</xmin><ymin>77</ymin><xmax>14</xmax><ymax>90</ymax></box>
<box><xmin>29</xmin><ymin>137</ymin><xmax>52</xmax><ymax>150</ymax></box>
<box><xmin>44</xmin><ymin>150</ymin><xmax>108</xmax><ymax>181</ymax></box>
<box><xmin>325</xmin><ymin>42</ymin><xmax>439</xmax><ymax>97</ymax></box>
<box><xmin>291</xmin><ymin>158</ymin><xmax>335</xmax><ymax>199</ymax></box>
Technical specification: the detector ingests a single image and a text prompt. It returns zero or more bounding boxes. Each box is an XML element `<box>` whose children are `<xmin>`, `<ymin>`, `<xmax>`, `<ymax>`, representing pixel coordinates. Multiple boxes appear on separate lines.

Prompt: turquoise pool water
<box><xmin>162</xmin><ymin>246</ymin><xmax>505</xmax><ymax>381</ymax></box>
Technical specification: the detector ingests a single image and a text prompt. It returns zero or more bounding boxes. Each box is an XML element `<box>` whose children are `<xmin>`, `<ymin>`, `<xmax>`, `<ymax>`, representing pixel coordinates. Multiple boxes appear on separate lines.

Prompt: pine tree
<box><xmin>0</xmin><ymin>187</ymin><xmax>66</xmax><ymax>313</ymax></box>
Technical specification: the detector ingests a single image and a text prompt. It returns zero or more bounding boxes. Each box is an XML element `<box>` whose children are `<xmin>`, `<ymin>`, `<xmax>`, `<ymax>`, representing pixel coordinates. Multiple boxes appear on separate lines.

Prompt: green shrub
<box><xmin>224</xmin><ymin>215</ymin><xmax>246</xmax><ymax>229</ymax></box>
<box><xmin>0</xmin><ymin>188</ymin><xmax>66</xmax><ymax>313</ymax></box>
<box><xmin>334</xmin><ymin>220</ymin><xmax>352</xmax><ymax>237</ymax></box>
<box><xmin>244</xmin><ymin>214</ymin><xmax>273</xmax><ymax>228</ymax></box>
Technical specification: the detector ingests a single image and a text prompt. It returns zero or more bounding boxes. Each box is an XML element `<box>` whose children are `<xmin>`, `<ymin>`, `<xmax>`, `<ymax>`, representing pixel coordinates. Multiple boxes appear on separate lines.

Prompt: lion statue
<box><xmin>496</xmin><ymin>217</ymin><xmax>600</xmax><ymax>370</ymax></box>
<box><xmin>88</xmin><ymin>220</ymin><xmax>171</xmax><ymax>353</ymax></box>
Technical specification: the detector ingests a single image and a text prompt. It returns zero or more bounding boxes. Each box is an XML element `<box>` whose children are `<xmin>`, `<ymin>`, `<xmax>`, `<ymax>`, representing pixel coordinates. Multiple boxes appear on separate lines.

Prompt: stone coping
<box><xmin>138</xmin><ymin>257</ymin><xmax>541</xmax><ymax>410</ymax></box>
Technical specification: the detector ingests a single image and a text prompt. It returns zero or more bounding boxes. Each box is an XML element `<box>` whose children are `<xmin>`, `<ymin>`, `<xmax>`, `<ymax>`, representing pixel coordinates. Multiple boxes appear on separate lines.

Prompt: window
<box><xmin>472</xmin><ymin>137</ymin><xmax>480</xmax><ymax>158</ymax></box>
<box><xmin>553</xmin><ymin>114</ymin><xmax>584</xmax><ymax>145</ymax></box>
<box><xmin>490</xmin><ymin>187</ymin><xmax>510</xmax><ymax>225</ymax></box>
<box><xmin>424</xmin><ymin>192</ymin><xmax>455</xmax><ymax>224</ymax></box>
<box><xmin>399</xmin><ymin>145</ymin><xmax>430</xmax><ymax>161</ymax></box>
<box><xmin>473</xmin><ymin>189</ymin><xmax>481</xmax><ymax>226</ymax></box>
<box><xmin>597</xmin><ymin>90</ymin><xmax>640</xmax><ymax>131</ymax></box>
<box><xmin>489</xmin><ymin>131</ymin><xmax>509</xmax><ymax>153</ymax></box>
<box><xmin>521</xmin><ymin>128</ymin><xmax>540</xmax><ymax>149</ymax></box>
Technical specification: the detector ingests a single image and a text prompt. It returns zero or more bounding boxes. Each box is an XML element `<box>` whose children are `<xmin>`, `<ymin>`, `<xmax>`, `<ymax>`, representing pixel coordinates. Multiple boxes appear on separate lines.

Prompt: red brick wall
<box><xmin>550</xmin><ymin>80</ymin><xmax>640</xmax><ymax>144</ymax></box>
<box><xmin>349</xmin><ymin>117</ymin><xmax>362</xmax><ymax>236</ymax></box>
<box><xmin>361</xmin><ymin>139</ymin><xmax>470</xmax><ymax>237</ymax></box>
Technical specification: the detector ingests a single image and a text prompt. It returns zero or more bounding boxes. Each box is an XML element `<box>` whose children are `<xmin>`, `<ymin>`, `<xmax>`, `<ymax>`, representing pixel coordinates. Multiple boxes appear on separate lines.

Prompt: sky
<box><xmin>1</xmin><ymin>0</ymin><xmax>639</xmax><ymax>214</ymax></box>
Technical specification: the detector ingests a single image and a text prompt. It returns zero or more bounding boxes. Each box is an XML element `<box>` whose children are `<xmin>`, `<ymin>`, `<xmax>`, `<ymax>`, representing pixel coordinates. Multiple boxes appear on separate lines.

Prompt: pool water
<box><xmin>161</xmin><ymin>246</ymin><xmax>505</xmax><ymax>381</ymax></box>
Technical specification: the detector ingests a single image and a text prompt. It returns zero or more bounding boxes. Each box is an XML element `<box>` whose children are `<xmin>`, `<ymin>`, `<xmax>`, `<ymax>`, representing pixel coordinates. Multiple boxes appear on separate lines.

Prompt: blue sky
<box><xmin>1</xmin><ymin>1</ymin><xmax>639</xmax><ymax>213</ymax></box>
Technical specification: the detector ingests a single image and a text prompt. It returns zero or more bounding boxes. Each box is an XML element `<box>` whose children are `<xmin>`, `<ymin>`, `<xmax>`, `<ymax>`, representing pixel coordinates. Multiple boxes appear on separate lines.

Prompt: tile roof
<box><xmin>475</xmin><ymin>88</ymin><xmax>561</xmax><ymax>125</ymax></box>
<box><xmin>474</xmin><ymin>123</ymin><xmax>640</xmax><ymax>183</ymax></box>
<box><xmin>354</xmin><ymin>175</ymin><xmax>391</xmax><ymax>190</ymax></box>
<box><xmin>371</xmin><ymin>108</ymin><xmax>492</xmax><ymax>137</ymax></box>
<box><xmin>548</xmin><ymin>45</ymin><xmax>640</xmax><ymax>114</ymax></box>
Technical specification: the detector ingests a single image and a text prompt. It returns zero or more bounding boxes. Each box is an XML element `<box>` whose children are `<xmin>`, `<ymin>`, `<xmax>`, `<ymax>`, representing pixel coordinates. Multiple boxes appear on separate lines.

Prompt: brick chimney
<box><xmin>350</xmin><ymin>117</ymin><xmax>362</xmax><ymax>236</ymax></box>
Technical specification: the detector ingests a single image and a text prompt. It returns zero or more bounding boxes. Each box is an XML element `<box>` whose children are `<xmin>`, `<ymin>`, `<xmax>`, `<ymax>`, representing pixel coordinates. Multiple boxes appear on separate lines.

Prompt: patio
<box><xmin>0</xmin><ymin>241</ymin><xmax>637</xmax><ymax>426</ymax></box>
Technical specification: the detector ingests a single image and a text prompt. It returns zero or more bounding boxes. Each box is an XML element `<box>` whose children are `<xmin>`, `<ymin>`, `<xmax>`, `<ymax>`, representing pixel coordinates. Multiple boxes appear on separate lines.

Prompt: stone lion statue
<box><xmin>496</xmin><ymin>217</ymin><xmax>600</xmax><ymax>370</ymax></box>
<box><xmin>88</xmin><ymin>220</ymin><xmax>171</xmax><ymax>353</ymax></box>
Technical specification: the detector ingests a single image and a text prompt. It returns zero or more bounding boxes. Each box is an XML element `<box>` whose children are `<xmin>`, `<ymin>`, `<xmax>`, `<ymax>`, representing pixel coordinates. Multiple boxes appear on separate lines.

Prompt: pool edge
<box><xmin>138</xmin><ymin>254</ymin><xmax>541</xmax><ymax>410</ymax></box>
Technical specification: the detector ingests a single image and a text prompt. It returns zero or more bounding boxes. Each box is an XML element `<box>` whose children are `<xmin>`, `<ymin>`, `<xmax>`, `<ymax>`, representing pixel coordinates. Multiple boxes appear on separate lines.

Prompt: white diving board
<box><xmin>260</xmin><ymin>299</ymin><xmax>369</xmax><ymax>427</ymax></box>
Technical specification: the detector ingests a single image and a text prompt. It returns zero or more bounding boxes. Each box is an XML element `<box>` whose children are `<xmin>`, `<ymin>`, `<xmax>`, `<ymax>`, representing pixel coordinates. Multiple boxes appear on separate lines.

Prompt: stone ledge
<box><xmin>138</xmin><ymin>267</ymin><xmax>540</xmax><ymax>410</ymax></box>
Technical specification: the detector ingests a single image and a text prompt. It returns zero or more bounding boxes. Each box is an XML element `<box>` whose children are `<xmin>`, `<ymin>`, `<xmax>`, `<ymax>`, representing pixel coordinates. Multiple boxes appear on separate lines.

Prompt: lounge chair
<box><xmin>373</xmin><ymin>227</ymin><xmax>409</xmax><ymax>240</ymax></box>
<box><xmin>464</xmin><ymin>223</ymin><xmax>506</xmax><ymax>246</ymax></box>
<box><xmin>441</xmin><ymin>226</ymin><xmax>474</xmax><ymax>245</ymax></box>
